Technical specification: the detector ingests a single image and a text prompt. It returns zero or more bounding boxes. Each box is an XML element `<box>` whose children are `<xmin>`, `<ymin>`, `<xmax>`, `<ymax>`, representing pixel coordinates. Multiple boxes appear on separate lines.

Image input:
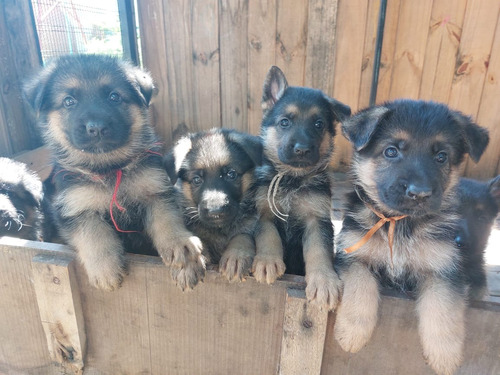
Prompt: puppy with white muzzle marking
<box><xmin>165</xmin><ymin>128</ymin><xmax>262</xmax><ymax>281</ymax></box>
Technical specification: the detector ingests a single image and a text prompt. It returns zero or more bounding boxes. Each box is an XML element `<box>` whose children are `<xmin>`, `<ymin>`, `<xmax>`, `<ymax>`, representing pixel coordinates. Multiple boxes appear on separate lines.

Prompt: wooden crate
<box><xmin>1</xmin><ymin>237</ymin><xmax>499</xmax><ymax>375</ymax></box>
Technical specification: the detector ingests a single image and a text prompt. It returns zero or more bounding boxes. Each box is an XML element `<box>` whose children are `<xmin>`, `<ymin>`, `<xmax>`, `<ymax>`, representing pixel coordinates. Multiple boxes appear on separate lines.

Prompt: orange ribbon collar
<box><xmin>344</xmin><ymin>205</ymin><xmax>407</xmax><ymax>267</ymax></box>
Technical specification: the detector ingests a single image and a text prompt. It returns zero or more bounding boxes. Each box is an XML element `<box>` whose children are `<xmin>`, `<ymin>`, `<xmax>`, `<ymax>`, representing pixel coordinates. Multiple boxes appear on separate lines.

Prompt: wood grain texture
<box><xmin>0</xmin><ymin>0</ymin><xmax>42</xmax><ymax>156</ymax></box>
<box><xmin>247</xmin><ymin>0</ymin><xmax>277</xmax><ymax>135</ymax></box>
<box><xmin>275</xmin><ymin>0</ymin><xmax>308</xmax><ymax>84</ymax></box>
<box><xmin>279</xmin><ymin>288</ymin><xmax>328</xmax><ymax>375</ymax></box>
<box><xmin>419</xmin><ymin>0</ymin><xmax>467</xmax><ymax>102</ymax></box>
<box><xmin>220</xmin><ymin>0</ymin><xmax>249</xmax><ymax>132</ymax></box>
<box><xmin>322</xmin><ymin>294</ymin><xmax>500</xmax><ymax>375</ymax></box>
<box><xmin>331</xmin><ymin>0</ymin><xmax>370</xmax><ymax>170</ymax></box>
<box><xmin>388</xmin><ymin>0</ymin><xmax>433</xmax><ymax>100</ymax></box>
<box><xmin>32</xmin><ymin>254</ymin><xmax>86</xmax><ymax>371</ymax></box>
<box><xmin>467</xmin><ymin>12</ymin><xmax>500</xmax><ymax>178</ymax></box>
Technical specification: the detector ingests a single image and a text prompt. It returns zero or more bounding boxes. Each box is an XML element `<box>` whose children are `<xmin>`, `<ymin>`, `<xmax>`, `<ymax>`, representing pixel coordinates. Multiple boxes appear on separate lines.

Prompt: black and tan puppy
<box><xmin>165</xmin><ymin>128</ymin><xmax>262</xmax><ymax>281</ymax></box>
<box><xmin>456</xmin><ymin>175</ymin><xmax>500</xmax><ymax>299</ymax></box>
<box><xmin>23</xmin><ymin>54</ymin><xmax>205</xmax><ymax>291</ymax></box>
<box><xmin>0</xmin><ymin>157</ymin><xmax>47</xmax><ymax>241</ymax></box>
<box><xmin>252</xmin><ymin>66</ymin><xmax>351</xmax><ymax>310</ymax></box>
<box><xmin>334</xmin><ymin>100</ymin><xmax>489</xmax><ymax>375</ymax></box>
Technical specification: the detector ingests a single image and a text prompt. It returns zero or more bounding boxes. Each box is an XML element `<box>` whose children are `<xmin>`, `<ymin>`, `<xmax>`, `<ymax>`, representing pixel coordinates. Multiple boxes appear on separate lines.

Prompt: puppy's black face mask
<box><xmin>343</xmin><ymin>100</ymin><xmax>489</xmax><ymax>217</ymax></box>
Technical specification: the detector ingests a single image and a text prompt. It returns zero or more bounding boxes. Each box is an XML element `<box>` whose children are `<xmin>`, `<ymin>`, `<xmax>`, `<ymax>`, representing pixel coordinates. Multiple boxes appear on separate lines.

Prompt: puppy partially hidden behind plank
<box><xmin>456</xmin><ymin>175</ymin><xmax>500</xmax><ymax>299</ymax></box>
<box><xmin>334</xmin><ymin>100</ymin><xmax>489</xmax><ymax>375</ymax></box>
<box><xmin>252</xmin><ymin>66</ymin><xmax>351</xmax><ymax>310</ymax></box>
<box><xmin>23</xmin><ymin>54</ymin><xmax>205</xmax><ymax>291</ymax></box>
<box><xmin>0</xmin><ymin>157</ymin><xmax>49</xmax><ymax>241</ymax></box>
<box><xmin>165</xmin><ymin>128</ymin><xmax>262</xmax><ymax>281</ymax></box>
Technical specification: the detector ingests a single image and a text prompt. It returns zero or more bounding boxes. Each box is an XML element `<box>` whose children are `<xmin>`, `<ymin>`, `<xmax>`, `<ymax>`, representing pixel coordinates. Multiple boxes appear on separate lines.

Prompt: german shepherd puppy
<box><xmin>456</xmin><ymin>175</ymin><xmax>500</xmax><ymax>299</ymax></box>
<box><xmin>0</xmin><ymin>157</ymin><xmax>47</xmax><ymax>241</ymax></box>
<box><xmin>165</xmin><ymin>128</ymin><xmax>262</xmax><ymax>281</ymax></box>
<box><xmin>252</xmin><ymin>66</ymin><xmax>351</xmax><ymax>310</ymax></box>
<box><xmin>23</xmin><ymin>54</ymin><xmax>205</xmax><ymax>291</ymax></box>
<box><xmin>334</xmin><ymin>100</ymin><xmax>489</xmax><ymax>375</ymax></box>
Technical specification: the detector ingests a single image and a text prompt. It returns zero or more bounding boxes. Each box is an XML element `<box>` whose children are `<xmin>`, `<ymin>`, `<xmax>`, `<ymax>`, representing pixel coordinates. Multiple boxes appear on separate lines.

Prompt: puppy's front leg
<box><xmin>417</xmin><ymin>276</ymin><xmax>465</xmax><ymax>375</ymax></box>
<box><xmin>334</xmin><ymin>261</ymin><xmax>379</xmax><ymax>352</ymax></box>
<box><xmin>252</xmin><ymin>218</ymin><xmax>286</xmax><ymax>284</ymax></box>
<box><xmin>303</xmin><ymin>217</ymin><xmax>342</xmax><ymax>310</ymax></box>
<box><xmin>145</xmin><ymin>197</ymin><xmax>206</xmax><ymax>290</ymax></box>
<box><xmin>68</xmin><ymin>213</ymin><xmax>126</xmax><ymax>291</ymax></box>
<box><xmin>219</xmin><ymin>233</ymin><xmax>255</xmax><ymax>282</ymax></box>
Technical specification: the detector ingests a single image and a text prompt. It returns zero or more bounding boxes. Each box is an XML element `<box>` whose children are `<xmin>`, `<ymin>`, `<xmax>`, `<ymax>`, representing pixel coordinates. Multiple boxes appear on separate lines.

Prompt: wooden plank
<box><xmin>466</xmin><ymin>12</ymin><xmax>500</xmax><ymax>178</ymax></box>
<box><xmin>136</xmin><ymin>0</ymin><xmax>170</xmax><ymax>143</ymax></box>
<box><xmin>13</xmin><ymin>146</ymin><xmax>53</xmax><ymax>181</ymax></box>
<box><xmin>388</xmin><ymin>0</ymin><xmax>433</xmax><ymax>100</ymax></box>
<box><xmin>275</xmin><ymin>0</ymin><xmax>308</xmax><ymax>84</ymax></box>
<box><xmin>304</xmin><ymin>0</ymin><xmax>339</xmax><ymax>95</ymax></box>
<box><xmin>357</xmin><ymin>0</ymin><xmax>381</xmax><ymax>109</ymax></box>
<box><xmin>147</xmin><ymin>266</ymin><xmax>292</xmax><ymax>374</ymax></box>
<box><xmin>0</xmin><ymin>238</ymin><xmax>70</xmax><ymax>371</ymax></box>
<box><xmin>279</xmin><ymin>288</ymin><xmax>328</xmax><ymax>375</ymax></box>
<box><xmin>375</xmin><ymin>0</ymin><xmax>402</xmax><ymax>104</ymax></box>
<box><xmin>219</xmin><ymin>0</ymin><xmax>249</xmax><ymax>132</ymax></box>
<box><xmin>322</xmin><ymin>294</ymin><xmax>500</xmax><ymax>375</ymax></box>
<box><xmin>247</xmin><ymin>0</ymin><xmax>277</xmax><ymax>135</ymax></box>
<box><xmin>32</xmin><ymin>253</ymin><xmax>86</xmax><ymax>372</ymax></box>
<box><xmin>0</xmin><ymin>0</ymin><xmax>42</xmax><ymax>156</ymax></box>
<box><xmin>448</xmin><ymin>0</ymin><xmax>500</xmax><ymax>117</ymax></box>
<box><xmin>75</xmin><ymin>256</ymin><xmax>152</xmax><ymax>374</ymax></box>
<box><xmin>419</xmin><ymin>0</ymin><xmax>467</xmax><ymax>102</ymax></box>
<box><xmin>190</xmin><ymin>0</ymin><xmax>220</xmax><ymax>133</ymax></box>
<box><xmin>331</xmin><ymin>0</ymin><xmax>370</xmax><ymax>170</ymax></box>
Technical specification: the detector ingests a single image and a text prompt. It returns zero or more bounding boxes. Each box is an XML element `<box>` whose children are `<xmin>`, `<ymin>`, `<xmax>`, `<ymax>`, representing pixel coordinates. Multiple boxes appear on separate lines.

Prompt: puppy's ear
<box><xmin>488</xmin><ymin>175</ymin><xmax>500</xmax><ymax>206</ymax></box>
<box><xmin>451</xmin><ymin>111</ymin><xmax>489</xmax><ymax>163</ymax></box>
<box><xmin>262</xmin><ymin>66</ymin><xmax>288</xmax><ymax>116</ymax></box>
<box><xmin>122</xmin><ymin>62</ymin><xmax>156</xmax><ymax>106</ymax></box>
<box><xmin>341</xmin><ymin>106</ymin><xmax>390</xmax><ymax>151</ymax></box>
<box><xmin>163</xmin><ymin>136</ymin><xmax>193</xmax><ymax>184</ymax></box>
<box><xmin>227</xmin><ymin>131</ymin><xmax>263</xmax><ymax>166</ymax></box>
<box><xmin>23</xmin><ymin>61</ymin><xmax>57</xmax><ymax>114</ymax></box>
<box><xmin>324</xmin><ymin>95</ymin><xmax>351</xmax><ymax>122</ymax></box>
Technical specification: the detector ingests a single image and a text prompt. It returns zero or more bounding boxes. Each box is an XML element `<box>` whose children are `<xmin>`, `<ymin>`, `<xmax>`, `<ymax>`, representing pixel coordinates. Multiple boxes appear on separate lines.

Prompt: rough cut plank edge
<box><xmin>279</xmin><ymin>288</ymin><xmax>329</xmax><ymax>375</ymax></box>
<box><xmin>32</xmin><ymin>253</ymin><xmax>86</xmax><ymax>373</ymax></box>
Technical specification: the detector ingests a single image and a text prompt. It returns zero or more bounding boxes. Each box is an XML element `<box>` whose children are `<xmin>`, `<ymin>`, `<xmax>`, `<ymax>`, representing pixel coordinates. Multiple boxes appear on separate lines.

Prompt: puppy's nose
<box><xmin>86</xmin><ymin>121</ymin><xmax>108</xmax><ymax>137</ymax></box>
<box><xmin>406</xmin><ymin>184</ymin><xmax>432</xmax><ymax>200</ymax></box>
<box><xmin>293</xmin><ymin>143</ymin><xmax>311</xmax><ymax>156</ymax></box>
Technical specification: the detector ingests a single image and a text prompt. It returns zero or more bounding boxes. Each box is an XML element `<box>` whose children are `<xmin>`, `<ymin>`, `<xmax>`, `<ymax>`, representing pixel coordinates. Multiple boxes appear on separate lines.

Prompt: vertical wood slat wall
<box><xmin>1</xmin><ymin>1</ymin><xmax>500</xmax><ymax>179</ymax></box>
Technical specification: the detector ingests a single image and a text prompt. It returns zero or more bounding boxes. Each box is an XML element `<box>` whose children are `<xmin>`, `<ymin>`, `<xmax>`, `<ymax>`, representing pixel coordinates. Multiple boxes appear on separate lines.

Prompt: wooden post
<box><xmin>31</xmin><ymin>254</ymin><xmax>86</xmax><ymax>372</ymax></box>
<box><xmin>279</xmin><ymin>288</ymin><xmax>329</xmax><ymax>375</ymax></box>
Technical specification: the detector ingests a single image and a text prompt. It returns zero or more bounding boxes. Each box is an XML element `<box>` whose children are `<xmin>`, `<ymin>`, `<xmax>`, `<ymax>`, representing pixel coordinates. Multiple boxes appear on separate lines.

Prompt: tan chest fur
<box><xmin>337</xmin><ymin>222</ymin><xmax>459</xmax><ymax>278</ymax></box>
<box><xmin>56</xmin><ymin>167</ymin><xmax>170</xmax><ymax>218</ymax></box>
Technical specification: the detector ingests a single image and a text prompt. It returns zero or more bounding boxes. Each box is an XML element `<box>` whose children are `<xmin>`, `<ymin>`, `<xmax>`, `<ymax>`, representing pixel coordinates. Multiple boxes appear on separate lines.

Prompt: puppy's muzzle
<box><xmin>199</xmin><ymin>190</ymin><xmax>234</xmax><ymax>226</ymax></box>
<box><xmin>86</xmin><ymin>120</ymin><xmax>109</xmax><ymax>138</ymax></box>
<box><xmin>405</xmin><ymin>183</ymin><xmax>432</xmax><ymax>201</ymax></box>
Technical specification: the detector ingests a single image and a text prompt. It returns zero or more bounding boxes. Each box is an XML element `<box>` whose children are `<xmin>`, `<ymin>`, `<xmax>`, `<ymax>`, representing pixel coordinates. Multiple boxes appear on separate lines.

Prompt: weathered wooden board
<box><xmin>321</xmin><ymin>293</ymin><xmax>500</xmax><ymax>375</ymax></box>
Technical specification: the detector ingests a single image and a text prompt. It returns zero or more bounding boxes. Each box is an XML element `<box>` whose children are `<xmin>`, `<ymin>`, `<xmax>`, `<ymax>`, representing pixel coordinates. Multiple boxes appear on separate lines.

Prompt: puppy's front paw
<box><xmin>171</xmin><ymin>258</ymin><xmax>206</xmax><ymax>291</ymax></box>
<box><xmin>334</xmin><ymin>305</ymin><xmax>376</xmax><ymax>353</ymax></box>
<box><xmin>85</xmin><ymin>255</ymin><xmax>126</xmax><ymax>291</ymax></box>
<box><xmin>251</xmin><ymin>255</ymin><xmax>286</xmax><ymax>284</ymax></box>
<box><xmin>305</xmin><ymin>269</ymin><xmax>342</xmax><ymax>311</ymax></box>
<box><xmin>424</xmin><ymin>345</ymin><xmax>462</xmax><ymax>375</ymax></box>
<box><xmin>219</xmin><ymin>248</ymin><xmax>253</xmax><ymax>282</ymax></box>
<box><xmin>159</xmin><ymin>235</ymin><xmax>204</xmax><ymax>268</ymax></box>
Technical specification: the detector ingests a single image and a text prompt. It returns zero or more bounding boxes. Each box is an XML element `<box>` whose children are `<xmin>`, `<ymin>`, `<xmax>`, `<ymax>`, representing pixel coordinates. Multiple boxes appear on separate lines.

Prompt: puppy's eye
<box><xmin>384</xmin><ymin>146</ymin><xmax>399</xmax><ymax>158</ymax></box>
<box><xmin>63</xmin><ymin>96</ymin><xmax>77</xmax><ymax>108</ymax></box>
<box><xmin>279</xmin><ymin>118</ymin><xmax>290</xmax><ymax>129</ymax></box>
<box><xmin>109</xmin><ymin>92</ymin><xmax>122</xmax><ymax>103</ymax></box>
<box><xmin>314</xmin><ymin>120</ymin><xmax>324</xmax><ymax>129</ymax></box>
<box><xmin>226</xmin><ymin>169</ymin><xmax>237</xmax><ymax>180</ymax></box>
<box><xmin>191</xmin><ymin>176</ymin><xmax>203</xmax><ymax>186</ymax></box>
<box><xmin>435</xmin><ymin>151</ymin><xmax>447</xmax><ymax>163</ymax></box>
